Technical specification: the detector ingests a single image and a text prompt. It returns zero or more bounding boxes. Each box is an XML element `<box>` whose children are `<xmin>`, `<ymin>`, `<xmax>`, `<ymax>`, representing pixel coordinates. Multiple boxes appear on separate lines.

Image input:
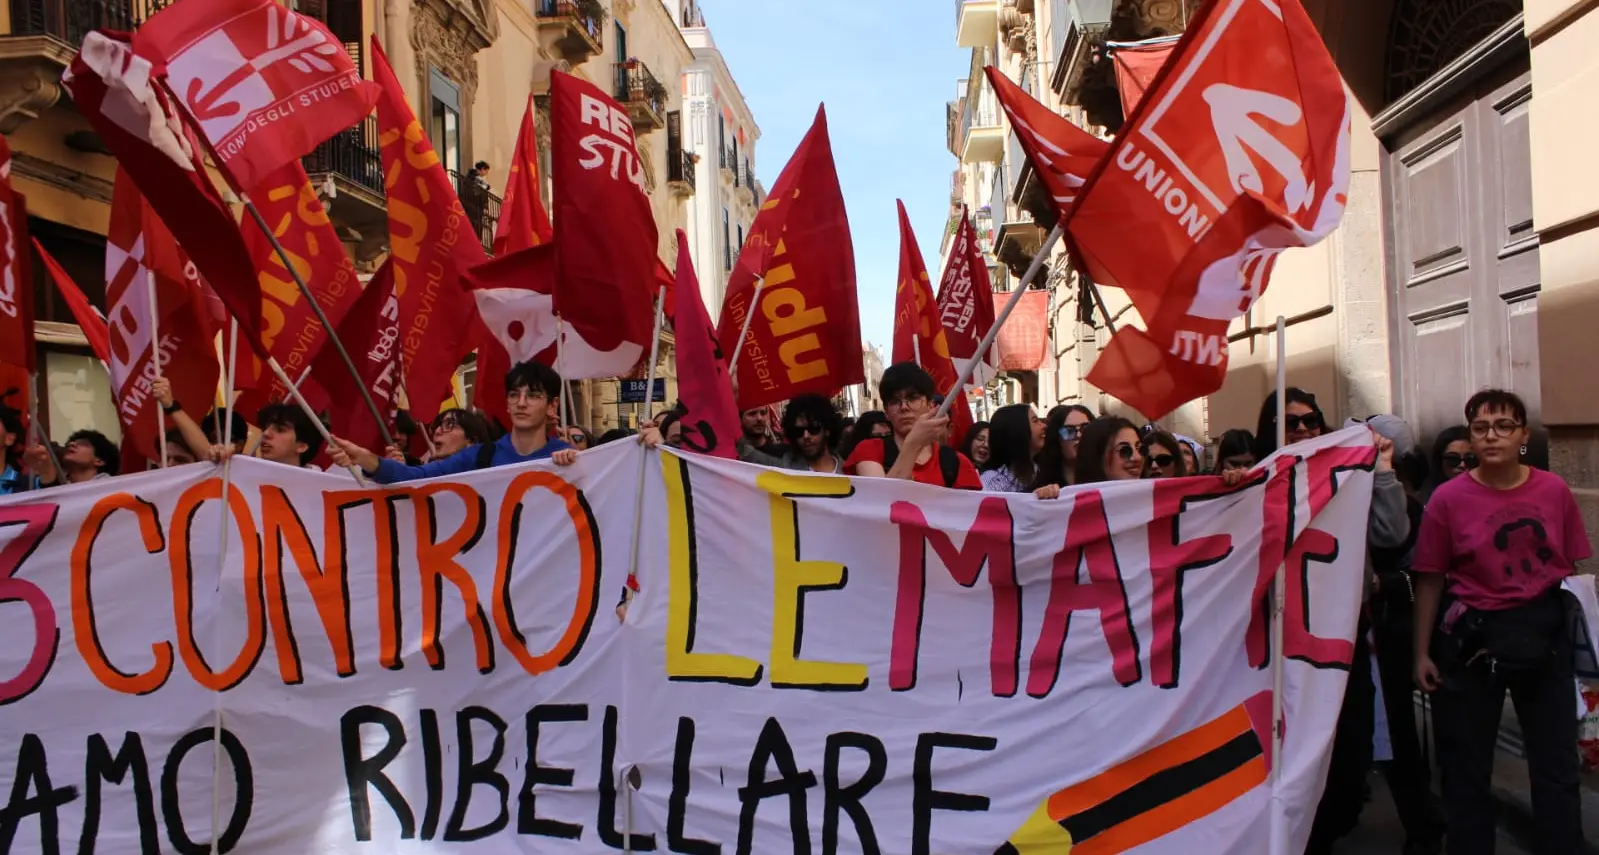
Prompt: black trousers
<box><xmin>1432</xmin><ymin>628</ymin><xmax>1583</xmax><ymax>855</ymax></box>
<box><xmin>1373</xmin><ymin>616</ymin><xmax>1445</xmax><ymax>847</ymax></box>
<box><xmin>1306</xmin><ymin>628</ymin><xmax>1375</xmax><ymax>855</ymax></box>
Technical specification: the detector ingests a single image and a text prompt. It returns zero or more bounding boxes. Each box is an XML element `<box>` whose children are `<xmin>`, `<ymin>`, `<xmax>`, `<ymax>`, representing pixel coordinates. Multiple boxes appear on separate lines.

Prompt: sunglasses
<box><xmin>1113</xmin><ymin>442</ymin><xmax>1139</xmax><ymax>462</ymax></box>
<box><xmin>1442</xmin><ymin>452</ymin><xmax>1478</xmax><ymax>469</ymax></box>
<box><xmin>568</xmin><ymin>433</ymin><xmax>588</xmax><ymax>445</ymax></box>
<box><xmin>1278</xmin><ymin>412</ymin><xmax>1323</xmax><ymax>432</ymax></box>
<box><xmin>1146</xmin><ymin>453</ymin><xmax>1177</xmax><ymax>469</ymax></box>
<box><xmin>1059</xmin><ymin>425</ymin><xmax>1082</xmax><ymax>442</ymax></box>
<box><xmin>791</xmin><ymin>423</ymin><xmax>825</xmax><ymax>437</ymax></box>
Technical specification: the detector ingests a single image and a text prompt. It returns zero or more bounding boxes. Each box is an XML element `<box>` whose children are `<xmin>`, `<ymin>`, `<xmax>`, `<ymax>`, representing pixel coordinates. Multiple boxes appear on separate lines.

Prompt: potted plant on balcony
<box><xmin>643</xmin><ymin>75</ymin><xmax>669</xmax><ymax>112</ymax></box>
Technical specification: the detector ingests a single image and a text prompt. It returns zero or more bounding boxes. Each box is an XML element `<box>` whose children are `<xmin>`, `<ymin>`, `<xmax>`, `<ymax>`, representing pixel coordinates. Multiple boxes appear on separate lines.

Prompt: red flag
<box><xmin>0</xmin><ymin>136</ymin><xmax>36</xmax><ymax>373</ymax></box>
<box><xmin>494</xmin><ymin>97</ymin><xmax>554</xmax><ymax>255</ymax></box>
<box><xmin>668</xmin><ymin>230</ymin><xmax>738</xmax><ymax>459</ymax></box>
<box><xmin>717</xmin><ymin>106</ymin><xmax>861</xmax><ymax>411</ymax></box>
<box><xmin>655</xmin><ymin>258</ymin><xmax>676</xmax><ymax>325</ymax></box>
<box><xmin>548</xmin><ymin>70</ymin><xmax>654</xmax><ymax>370</ymax></box>
<box><xmin>892</xmin><ymin>201</ymin><xmax>973</xmax><ymax>446</ymax></box>
<box><xmin>64</xmin><ymin>32</ymin><xmax>266</xmax><ymax>355</ymax></box>
<box><xmin>985</xmin><ymin>66</ymin><xmax>1109</xmax><ymax>222</ymax></box>
<box><xmin>1108</xmin><ymin>36</ymin><xmax>1180</xmax><ymax>116</ymax></box>
<box><xmin>370</xmin><ymin>37</ymin><xmax>485</xmax><ymax>419</ymax></box>
<box><xmin>105</xmin><ymin>169</ymin><xmax>220</xmax><ymax>462</ymax></box>
<box><xmin>133</xmin><ymin>0</ymin><xmax>380</xmax><ymax>193</ymax></box>
<box><xmin>1065</xmin><ymin>0</ymin><xmax>1350</xmax><ymax>419</ymax></box>
<box><xmin>315</xmin><ymin>261</ymin><xmax>401</xmax><ymax>452</ymax></box>
<box><xmin>933</xmin><ymin>206</ymin><xmax>997</xmax><ymax>380</ymax></box>
<box><xmin>235</xmin><ymin>161</ymin><xmax>361</xmax><ymax>417</ymax></box>
<box><xmin>32</xmin><ymin>238</ymin><xmax>110</xmax><ymax>364</ymax></box>
<box><xmin>994</xmin><ymin>289</ymin><xmax>1050</xmax><ymax>372</ymax></box>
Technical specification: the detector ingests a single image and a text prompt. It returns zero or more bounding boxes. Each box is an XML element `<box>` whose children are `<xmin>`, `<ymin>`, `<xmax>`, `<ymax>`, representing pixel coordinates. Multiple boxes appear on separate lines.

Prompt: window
<box><xmin>615</xmin><ymin>21</ymin><xmax>628</xmax><ymax>61</ymax></box>
<box><xmin>722</xmin><ymin>208</ymin><xmax>731</xmax><ymax>271</ymax></box>
<box><xmin>428</xmin><ymin>68</ymin><xmax>462</xmax><ymax>176</ymax></box>
<box><xmin>736</xmin><ymin>224</ymin><xmax>744</xmax><ymax>254</ymax></box>
<box><xmin>718</xmin><ymin>113</ymin><xmax>726</xmax><ymax>167</ymax></box>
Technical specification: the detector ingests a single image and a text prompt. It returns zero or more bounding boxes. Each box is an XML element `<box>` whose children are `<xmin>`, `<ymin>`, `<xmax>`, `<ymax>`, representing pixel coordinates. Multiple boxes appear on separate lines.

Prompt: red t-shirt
<box><xmin>845</xmin><ymin>437</ymin><xmax>982</xmax><ymax>490</ymax></box>
<box><xmin>1413</xmin><ymin>468</ymin><xmax>1593</xmax><ymax>610</ymax></box>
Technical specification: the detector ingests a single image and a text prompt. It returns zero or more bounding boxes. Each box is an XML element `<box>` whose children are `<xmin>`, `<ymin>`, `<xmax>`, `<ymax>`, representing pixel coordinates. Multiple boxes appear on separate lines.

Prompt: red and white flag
<box><xmin>547</xmin><ymin>70</ymin><xmax>656</xmax><ymax>376</ymax></box>
<box><xmin>64</xmin><ymin>31</ymin><xmax>267</xmax><ymax>355</ymax></box>
<box><xmin>0</xmin><ymin>135</ymin><xmax>35</xmax><ymax>373</ymax></box>
<box><xmin>892</xmin><ymin>200</ymin><xmax>974</xmax><ymax>447</ymax></box>
<box><xmin>32</xmin><ymin>239</ymin><xmax>110</xmax><ymax>365</ymax></box>
<box><xmin>134</xmin><ymin>0</ymin><xmax>379</xmax><ymax>192</ymax></box>
<box><xmin>985</xmin><ymin>67</ymin><xmax>1109</xmax><ymax>222</ymax></box>
<box><xmin>667</xmin><ymin>230</ymin><xmax>738</xmax><ymax>459</ymax></box>
<box><xmin>934</xmin><ymin>206</ymin><xmax>998</xmax><ymax>385</ymax></box>
<box><xmin>1065</xmin><ymin>0</ymin><xmax>1350</xmax><ymax>419</ymax></box>
<box><xmin>314</xmin><ymin>261</ymin><xmax>401</xmax><ymax>453</ymax></box>
<box><xmin>104</xmin><ymin>169</ymin><xmax>220</xmax><ymax>462</ymax></box>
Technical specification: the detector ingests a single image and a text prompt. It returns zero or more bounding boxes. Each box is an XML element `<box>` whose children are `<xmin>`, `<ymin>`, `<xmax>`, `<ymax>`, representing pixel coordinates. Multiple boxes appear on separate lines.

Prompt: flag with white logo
<box><xmin>0</xmin><ymin>134</ymin><xmax>35</xmax><ymax>374</ymax></box>
<box><xmin>985</xmin><ymin>67</ymin><xmax>1109</xmax><ymax>223</ymax></box>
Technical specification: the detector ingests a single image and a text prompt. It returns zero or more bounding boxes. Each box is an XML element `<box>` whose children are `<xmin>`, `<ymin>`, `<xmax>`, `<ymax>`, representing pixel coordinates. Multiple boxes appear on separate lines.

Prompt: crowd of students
<box><xmin>2</xmin><ymin>358</ymin><xmax>1590</xmax><ymax>854</ymax></box>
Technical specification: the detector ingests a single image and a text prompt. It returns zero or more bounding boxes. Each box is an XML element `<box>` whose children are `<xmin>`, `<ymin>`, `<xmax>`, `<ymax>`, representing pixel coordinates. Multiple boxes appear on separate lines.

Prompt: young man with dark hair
<box><xmin>256</xmin><ymin>403</ymin><xmax>325</xmax><ymax>468</ymax></box>
<box><xmin>331</xmin><ymin>360</ymin><xmax>577</xmax><ymax>482</ymax></box>
<box><xmin>740</xmin><ymin>405</ymin><xmax>787</xmax><ymax>456</ymax></box>
<box><xmin>24</xmin><ymin>428</ymin><xmax>119</xmax><ymax>486</ymax></box>
<box><xmin>845</xmin><ymin>362</ymin><xmax>981</xmax><ymax>489</ymax></box>
<box><xmin>740</xmin><ymin>393</ymin><xmax>844</xmax><ymax>473</ymax></box>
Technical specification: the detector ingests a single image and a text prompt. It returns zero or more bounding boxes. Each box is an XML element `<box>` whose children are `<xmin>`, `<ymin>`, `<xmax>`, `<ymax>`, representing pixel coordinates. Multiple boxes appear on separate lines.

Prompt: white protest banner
<box><xmin>0</xmin><ymin>425</ymin><xmax>1378</xmax><ymax>854</ymax></box>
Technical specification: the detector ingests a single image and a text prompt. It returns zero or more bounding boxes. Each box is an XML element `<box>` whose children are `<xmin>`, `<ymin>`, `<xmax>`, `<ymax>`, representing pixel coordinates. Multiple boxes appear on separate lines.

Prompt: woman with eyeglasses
<box><xmin>1032</xmin><ymin>405</ymin><xmax>1096</xmax><ymax>490</ymax></box>
<box><xmin>1213</xmin><ymin>429</ymin><xmax>1257</xmax><ymax>474</ymax></box>
<box><xmin>429</xmin><ymin>408</ymin><xmax>494</xmax><ymax>459</ymax></box>
<box><xmin>564</xmin><ymin>426</ymin><xmax>591</xmax><ymax>450</ymax></box>
<box><xmin>980</xmin><ymin>406</ymin><xmax>1043</xmax><ymax>493</ymax></box>
<box><xmin>962</xmin><ymin>421</ymin><xmax>992</xmax><ymax>470</ymax></box>
<box><xmin>1425</xmin><ymin>424</ymin><xmax>1474</xmax><ymax>498</ymax></box>
<box><xmin>1253</xmin><ymin>386</ymin><xmax>1325</xmax><ymax>458</ymax></box>
<box><xmin>1140</xmin><ymin>428</ymin><xmax>1188</xmax><ymax>479</ymax></box>
<box><xmin>1033</xmin><ymin>417</ymin><xmax>1143</xmax><ymax>499</ymax></box>
<box><xmin>1412</xmin><ymin>390</ymin><xmax>1590</xmax><ymax>855</ymax></box>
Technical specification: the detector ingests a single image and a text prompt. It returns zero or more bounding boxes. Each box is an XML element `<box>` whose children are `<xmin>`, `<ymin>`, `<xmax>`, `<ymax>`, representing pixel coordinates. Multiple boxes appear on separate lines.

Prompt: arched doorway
<box><xmin>1380</xmin><ymin>0</ymin><xmax>1536</xmax><ymax>439</ymax></box>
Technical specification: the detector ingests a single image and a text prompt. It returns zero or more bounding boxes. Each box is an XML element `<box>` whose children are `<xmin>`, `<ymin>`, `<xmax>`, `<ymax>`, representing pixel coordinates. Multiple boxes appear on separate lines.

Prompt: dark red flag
<box><xmin>64</xmin><ymin>31</ymin><xmax>266</xmax><ymax>356</ymax></box>
<box><xmin>892</xmin><ymin>200</ymin><xmax>973</xmax><ymax>446</ymax></box>
<box><xmin>717</xmin><ymin>106</ymin><xmax>861</xmax><ymax>411</ymax></box>
<box><xmin>1108</xmin><ymin>36</ymin><xmax>1180</xmax><ymax>116</ymax></box>
<box><xmin>0</xmin><ymin>136</ymin><xmax>36</xmax><ymax>373</ymax></box>
<box><xmin>32</xmin><ymin>239</ymin><xmax>111</xmax><ymax>365</ymax></box>
<box><xmin>985</xmin><ymin>67</ymin><xmax>1109</xmax><ymax>222</ymax></box>
<box><xmin>316</xmin><ymin>261</ymin><xmax>401</xmax><ymax>453</ymax></box>
<box><xmin>370</xmin><ymin>38</ymin><xmax>485</xmax><ymax>420</ymax></box>
<box><xmin>668</xmin><ymin>230</ymin><xmax>738</xmax><ymax>459</ymax></box>
<box><xmin>133</xmin><ymin>0</ymin><xmax>380</xmax><ymax>192</ymax></box>
<box><xmin>549</xmin><ymin>70</ymin><xmax>655</xmax><ymax>367</ymax></box>
<box><xmin>933</xmin><ymin>206</ymin><xmax>997</xmax><ymax>383</ymax></box>
<box><xmin>1065</xmin><ymin>0</ymin><xmax>1350</xmax><ymax>418</ymax></box>
<box><xmin>104</xmin><ymin>169</ymin><xmax>219</xmax><ymax>462</ymax></box>
<box><xmin>494</xmin><ymin>96</ymin><xmax>554</xmax><ymax>255</ymax></box>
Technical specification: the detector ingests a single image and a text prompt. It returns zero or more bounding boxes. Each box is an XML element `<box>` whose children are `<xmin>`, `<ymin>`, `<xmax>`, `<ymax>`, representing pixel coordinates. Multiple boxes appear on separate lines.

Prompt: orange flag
<box><xmin>235</xmin><ymin>161</ymin><xmax>362</xmax><ymax>418</ymax></box>
<box><xmin>892</xmin><ymin>200</ymin><xmax>973</xmax><ymax>447</ymax></box>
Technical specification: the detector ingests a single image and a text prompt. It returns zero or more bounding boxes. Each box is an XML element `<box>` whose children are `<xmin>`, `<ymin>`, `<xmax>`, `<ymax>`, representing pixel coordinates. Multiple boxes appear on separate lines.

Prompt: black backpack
<box><xmin>876</xmin><ymin>437</ymin><xmax>961</xmax><ymax>488</ymax></box>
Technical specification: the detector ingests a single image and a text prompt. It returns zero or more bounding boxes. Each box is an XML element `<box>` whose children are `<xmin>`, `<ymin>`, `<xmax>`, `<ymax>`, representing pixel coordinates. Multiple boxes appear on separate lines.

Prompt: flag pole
<box><xmin>146</xmin><ymin>270</ymin><xmax>168</xmax><ymax>467</ymax></box>
<box><xmin>26</xmin><ymin>373</ymin><xmax>64</xmax><ymax>481</ymax></box>
<box><xmin>555</xmin><ymin>316</ymin><xmax>573</xmax><ymax>430</ymax></box>
<box><xmin>937</xmin><ymin>224</ymin><xmax>1063</xmax><ymax>418</ymax></box>
<box><xmin>726</xmin><ymin>277</ymin><xmax>764</xmax><ymax>379</ymax></box>
<box><xmin>622</xmin><ymin>285</ymin><xmax>667</xmax><ymax>602</ymax></box>
<box><xmin>1268</xmin><ymin>314</ymin><xmax>1289</xmax><ymax>855</ymax></box>
<box><xmin>221</xmin><ymin>320</ymin><xmax>238</xmax><ymax>448</ymax></box>
<box><xmin>263</xmin><ymin>355</ymin><xmax>365</xmax><ymax>484</ymax></box>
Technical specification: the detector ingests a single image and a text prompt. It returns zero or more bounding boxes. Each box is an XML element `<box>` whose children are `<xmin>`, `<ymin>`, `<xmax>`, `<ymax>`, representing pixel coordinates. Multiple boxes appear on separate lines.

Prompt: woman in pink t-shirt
<box><xmin>1412</xmin><ymin>389</ymin><xmax>1592</xmax><ymax>855</ymax></box>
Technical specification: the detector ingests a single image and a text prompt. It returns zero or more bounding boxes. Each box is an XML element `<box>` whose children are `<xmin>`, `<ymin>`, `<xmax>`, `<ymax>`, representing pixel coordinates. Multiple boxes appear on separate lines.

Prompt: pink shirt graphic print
<box><xmin>1413</xmin><ymin>467</ymin><xmax>1593</xmax><ymax>611</ymax></box>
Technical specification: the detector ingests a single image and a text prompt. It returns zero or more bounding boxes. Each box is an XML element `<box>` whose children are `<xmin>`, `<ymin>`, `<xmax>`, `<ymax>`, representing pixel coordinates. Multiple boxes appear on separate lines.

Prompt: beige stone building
<box><xmin>954</xmin><ymin>0</ymin><xmax>1599</xmax><ymax>533</ymax></box>
<box><xmin>2</xmin><ymin>0</ymin><xmax>709</xmax><ymax>438</ymax></box>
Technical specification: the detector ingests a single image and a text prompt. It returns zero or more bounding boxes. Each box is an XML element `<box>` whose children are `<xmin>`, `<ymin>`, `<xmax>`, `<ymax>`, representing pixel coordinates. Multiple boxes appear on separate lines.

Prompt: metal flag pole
<box><xmin>937</xmin><ymin>224</ymin><xmax>1064</xmax><ymax>418</ymax></box>
<box><xmin>221</xmin><ymin>320</ymin><xmax>238</xmax><ymax>449</ymax></box>
<box><xmin>262</xmin><ymin>355</ymin><xmax>365</xmax><ymax>484</ymax></box>
<box><xmin>146</xmin><ymin>270</ymin><xmax>168</xmax><ymax>467</ymax></box>
<box><xmin>622</xmin><ymin>285</ymin><xmax>667</xmax><ymax>606</ymax></box>
<box><xmin>26</xmin><ymin>373</ymin><xmax>64</xmax><ymax>481</ymax></box>
<box><xmin>726</xmin><ymin>277</ymin><xmax>765</xmax><ymax>379</ymax></box>
<box><xmin>556</xmin><ymin>317</ymin><xmax>568</xmax><ymax>429</ymax></box>
<box><xmin>237</xmin><ymin>194</ymin><xmax>396</xmax><ymax>450</ymax></box>
<box><xmin>1268</xmin><ymin>314</ymin><xmax>1288</xmax><ymax>855</ymax></box>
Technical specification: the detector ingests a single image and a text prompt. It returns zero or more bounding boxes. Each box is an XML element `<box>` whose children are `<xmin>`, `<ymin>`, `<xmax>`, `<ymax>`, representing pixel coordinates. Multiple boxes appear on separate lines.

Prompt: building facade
<box><xmin>1</xmin><ymin>0</ymin><xmax>753</xmax><ymax>439</ymax></box>
<box><xmin>955</xmin><ymin>0</ymin><xmax>1599</xmax><ymax>539</ymax></box>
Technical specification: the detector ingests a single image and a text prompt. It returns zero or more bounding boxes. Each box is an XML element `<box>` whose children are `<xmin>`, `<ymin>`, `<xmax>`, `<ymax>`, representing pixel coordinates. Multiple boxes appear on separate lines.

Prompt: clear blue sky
<box><xmin>698</xmin><ymin>0</ymin><xmax>967</xmax><ymax>356</ymax></box>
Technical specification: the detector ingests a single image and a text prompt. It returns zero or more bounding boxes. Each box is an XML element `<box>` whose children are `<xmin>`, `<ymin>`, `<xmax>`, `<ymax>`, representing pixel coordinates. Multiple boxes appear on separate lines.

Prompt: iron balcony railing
<box><xmin>449</xmin><ymin>169</ymin><xmax>502</xmax><ymax>256</ymax></box>
<box><xmin>8</xmin><ymin>0</ymin><xmax>172</xmax><ymax>45</ymax></box>
<box><xmin>535</xmin><ymin>0</ymin><xmax>604</xmax><ymax>47</ymax></box>
<box><xmin>302</xmin><ymin>115</ymin><xmax>384</xmax><ymax>198</ymax></box>
<box><xmin>668</xmin><ymin>148</ymin><xmax>696</xmax><ymax>191</ymax></box>
<box><xmin>613</xmin><ymin>60</ymin><xmax>665</xmax><ymax>124</ymax></box>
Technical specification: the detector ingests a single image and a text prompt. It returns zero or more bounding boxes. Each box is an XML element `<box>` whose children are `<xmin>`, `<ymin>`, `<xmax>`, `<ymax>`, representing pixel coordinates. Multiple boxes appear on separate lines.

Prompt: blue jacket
<box><xmin>371</xmin><ymin>434</ymin><xmax>573</xmax><ymax>484</ymax></box>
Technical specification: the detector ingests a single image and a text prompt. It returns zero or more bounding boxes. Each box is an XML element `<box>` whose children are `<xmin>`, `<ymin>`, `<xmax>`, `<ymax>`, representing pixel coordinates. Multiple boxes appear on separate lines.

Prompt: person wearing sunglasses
<box><xmin>1045</xmin><ymin>416</ymin><xmax>1144</xmax><ymax>494</ymax></box>
<box><xmin>1253</xmin><ymin>386</ymin><xmax>1325</xmax><ymax>458</ymax></box>
<box><xmin>1032</xmin><ymin>404</ymin><xmax>1096</xmax><ymax>490</ymax></box>
<box><xmin>1412</xmin><ymin>390</ymin><xmax>1590</xmax><ymax>855</ymax></box>
<box><xmin>1141</xmin><ymin>429</ymin><xmax>1188</xmax><ymax>479</ymax></box>
<box><xmin>1424</xmin><ymin>424</ymin><xmax>1474</xmax><ymax>500</ymax></box>
<box><xmin>737</xmin><ymin>394</ymin><xmax>845</xmax><ymax>473</ymax></box>
<box><xmin>564</xmin><ymin>426</ymin><xmax>591</xmax><ymax>450</ymax></box>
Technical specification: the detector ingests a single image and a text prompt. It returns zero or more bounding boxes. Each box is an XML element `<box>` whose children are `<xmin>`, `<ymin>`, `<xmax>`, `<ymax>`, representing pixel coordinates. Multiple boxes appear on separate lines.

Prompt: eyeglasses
<box><xmin>567</xmin><ymin>432</ymin><xmax>588</xmax><ymax>446</ymax></box>
<box><xmin>1146</xmin><ymin>452</ymin><xmax>1177</xmax><ymax>469</ymax></box>
<box><xmin>507</xmin><ymin>390</ymin><xmax>549</xmax><ymax>404</ymax></box>
<box><xmin>1441</xmin><ymin>452</ymin><xmax>1478</xmax><ymax>469</ymax></box>
<box><xmin>884</xmin><ymin>395</ymin><xmax>926</xmax><ymax>410</ymax></box>
<box><xmin>1278</xmin><ymin>412</ymin><xmax>1323</xmax><ymax>433</ymax></box>
<box><xmin>1113</xmin><ymin>443</ymin><xmax>1139</xmax><ymax>462</ymax></box>
<box><xmin>1059</xmin><ymin>425</ymin><xmax>1082</xmax><ymax>442</ymax></box>
<box><xmin>1469</xmin><ymin>419</ymin><xmax>1523</xmax><ymax>439</ymax></box>
<box><xmin>435</xmin><ymin>416</ymin><xmax>462</xmax><ymax>433</ymax></box>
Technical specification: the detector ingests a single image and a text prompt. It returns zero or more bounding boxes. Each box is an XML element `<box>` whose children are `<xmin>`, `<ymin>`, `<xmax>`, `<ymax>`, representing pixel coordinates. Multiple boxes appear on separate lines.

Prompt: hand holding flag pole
<box><xmin>936</xmin><ymin>224</ymin><xmax>1063</xmax><ymax>418</ymax></box>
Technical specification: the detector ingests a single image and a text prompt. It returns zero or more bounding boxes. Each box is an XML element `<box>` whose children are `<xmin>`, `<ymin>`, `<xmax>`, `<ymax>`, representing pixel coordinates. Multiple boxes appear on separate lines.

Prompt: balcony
<box><xmin>666</xmin><ymin>111</ymin><xmax>695</xmax><ymax>197</ymax></box>
<box><xmin>450</xmin><ymin>169</ymin><xmax>502</xmax><ymax>256</ymax></box>
<box><xmin>718</xmin><ymin>146</ymin><xmax>735</xmax><ymax>182</ymax></box>
<box><xmin>954</xmin><ymin>0</ymin><xmax>999</xmax><ymax>48</ymax></box>
<box><xmin>1049</xmin><ymin>0</ymin><xmax>1113</xmax><ymax>102</ymax></box>
<box><xmin>735</xmin><ymin>159</ymin><xmax>755</xmax><ymax>205</ymax></box>
<box><xmin>959</xmin><ymin>98</ymin><xmax>1003</xmax><ymax>164</ymax></box>
<box><xmin>613</xmin><ymin>60</ymin><xmax>666</xmax><ymax>133</ymax></box>
<box><xmin>301</xmin><ymin>115</ymin><xmax>387</xmax><ymax>257</ymax></box>
<box><xmin>2</xmin><ymin>0</ymin><xmax>172</xmax><ymax>129</ymax></box>
<box><xmin>534</xmin><ymin>0</ymin><xmax>603</xmax><ymax>66</ymax></box>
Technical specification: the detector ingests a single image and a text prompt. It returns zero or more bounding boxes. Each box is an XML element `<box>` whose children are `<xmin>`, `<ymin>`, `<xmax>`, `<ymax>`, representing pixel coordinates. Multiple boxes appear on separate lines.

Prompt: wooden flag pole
<box><xmin>936</xmin><ymin>224</ymin><xmax>1063</xmax><ymax>418</ymax></box>
<box><xmin>726</xmin><ymin>277</ymin><xmax>765</xmax><ymax>379</ymax></box>
<box><xmin>221</xmin><ymin>320</ymin><xmax>238</xmax><ymax>448</ymax></box>
<box><xmin>145</xmin><ymin>269</ymin><xmax>168</xmax><ymax>467</ymax></box>
<box><xmin>26</xmin><ymin>373</ymin><xmax>64</xmax><ymax>481</ymax></box>
<box><xmin>621</xmin><ymin>285</ymin><xmax>667</xmax><ymax>609</ymax></box>
<box><xmin>237</xmin><ymin>194</ymin><xmax>396</xmax><ymax>450</ymax></box>
<box><xmin>1268</xmin><ymin>315</ymin><xmax>1289</xmax><ymax>855</ymax></box>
